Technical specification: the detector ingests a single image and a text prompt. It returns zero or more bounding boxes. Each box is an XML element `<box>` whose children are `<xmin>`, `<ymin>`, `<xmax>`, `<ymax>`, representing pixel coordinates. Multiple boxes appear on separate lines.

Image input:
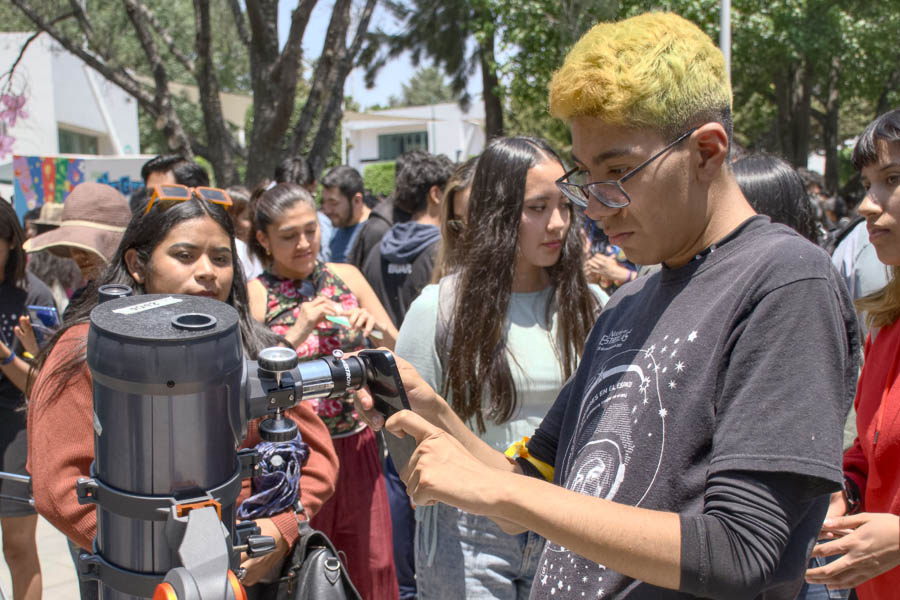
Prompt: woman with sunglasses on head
<box><xmin>394</xmin><ymin>137</ymin><xmax>606</xmax><ymax>599</ymax></box>
<box><xmin>246</xmin><ymin>182</ymin><xmax>400</xmax><ymax>600</ymax></box>
<box><xmin>26</xmin><ymin>189</ymin><xmax>339</xmax><ymax>599</ymax></box>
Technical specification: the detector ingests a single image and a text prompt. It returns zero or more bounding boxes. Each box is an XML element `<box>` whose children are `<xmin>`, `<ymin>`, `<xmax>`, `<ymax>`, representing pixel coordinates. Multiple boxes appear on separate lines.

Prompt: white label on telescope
<box><xmin>112</xmin><ymin>296</ymin><xmax>183</xmax><ymax>315</ymax></box>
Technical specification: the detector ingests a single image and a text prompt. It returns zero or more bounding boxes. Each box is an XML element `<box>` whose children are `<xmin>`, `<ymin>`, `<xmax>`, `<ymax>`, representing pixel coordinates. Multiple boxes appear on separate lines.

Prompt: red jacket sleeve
<box><xmin>238</xmin><ymin>401</ymin><xmax>339</xmax><ymax>548</ymax></box>
<box><xmin>27</xmin><ymin>325</ymin><xmax>96</xmax><ymax>551</ymax></box>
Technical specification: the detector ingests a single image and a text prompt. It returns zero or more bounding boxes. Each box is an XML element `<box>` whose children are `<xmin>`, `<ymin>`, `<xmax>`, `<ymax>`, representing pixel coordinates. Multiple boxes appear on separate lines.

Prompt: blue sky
<box><xmin>277</xmin><ymin>1</ymin><xmax>481</xmax><ymax>110</ymax></box>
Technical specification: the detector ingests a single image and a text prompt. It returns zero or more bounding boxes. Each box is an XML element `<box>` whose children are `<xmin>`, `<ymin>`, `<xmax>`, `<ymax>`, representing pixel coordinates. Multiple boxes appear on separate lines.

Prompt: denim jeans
<box><xmin>415</xmin><ymin>502</ymin><xmax>545</xmax><ymax>599</ymax></box>
<box><xmin>797</xmin><ymin>554</ymin><xmax>852</xmax><ymax>600</ymax></box>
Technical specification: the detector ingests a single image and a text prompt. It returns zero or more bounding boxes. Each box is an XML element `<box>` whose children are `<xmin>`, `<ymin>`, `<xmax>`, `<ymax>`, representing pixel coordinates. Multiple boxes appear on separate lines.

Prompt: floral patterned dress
<box><xmin>255</xmin><ymin>262</ymin><xmax>367</xmax><ymax>437</ymax></box>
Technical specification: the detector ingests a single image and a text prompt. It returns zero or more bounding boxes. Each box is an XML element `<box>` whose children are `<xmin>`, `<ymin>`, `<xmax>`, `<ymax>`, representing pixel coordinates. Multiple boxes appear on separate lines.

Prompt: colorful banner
<box><xmin>11</xmin><ymin>155</ymin><xmax>145</xmax><ymax>218</ymax></box>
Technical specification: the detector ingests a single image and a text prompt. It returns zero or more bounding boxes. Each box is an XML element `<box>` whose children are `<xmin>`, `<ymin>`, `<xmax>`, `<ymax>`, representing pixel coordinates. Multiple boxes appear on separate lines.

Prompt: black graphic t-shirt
<box><xmin>0</xmin><ymin>272</ymin><xmax>55</xmax><ymax>408</ymax></box>
<box><xmin>526</xmin><ymin>217</ymin><xmax>859</xmax><ymax>599</ymax></box>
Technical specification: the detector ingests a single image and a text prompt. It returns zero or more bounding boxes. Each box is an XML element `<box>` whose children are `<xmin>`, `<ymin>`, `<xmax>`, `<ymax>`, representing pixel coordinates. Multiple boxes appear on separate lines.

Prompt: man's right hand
<box><xmin>352</xmin><ymin>351</ymin><xmax>446</xmax><ymax>430</ymax></box>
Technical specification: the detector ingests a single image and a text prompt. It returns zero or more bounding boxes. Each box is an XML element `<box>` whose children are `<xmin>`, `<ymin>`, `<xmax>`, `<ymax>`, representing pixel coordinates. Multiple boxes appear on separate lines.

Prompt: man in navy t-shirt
<box><xmin>320</xmin><ymin>165</ymin><xmax>369</xmax><ymax>263</ymax></box>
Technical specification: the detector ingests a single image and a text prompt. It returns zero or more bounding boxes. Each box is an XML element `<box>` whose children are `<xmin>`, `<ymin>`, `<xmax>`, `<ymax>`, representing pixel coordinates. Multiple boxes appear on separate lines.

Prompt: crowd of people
<box><xmin>0</xmin><ymin>9</ymin><xmax>898</xmax><ymax>600</ymax></box>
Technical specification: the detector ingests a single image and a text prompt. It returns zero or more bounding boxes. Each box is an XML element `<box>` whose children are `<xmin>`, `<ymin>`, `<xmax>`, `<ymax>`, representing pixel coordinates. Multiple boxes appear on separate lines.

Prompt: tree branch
<box><xmin>66</xmin><ymin>0</ymin><xmax>93</xmax><ymax>39</ymax></box>
<box><xmin>9</xmin><ymin>0</ymin><xmax>155</xmax><ymax>109</ymax></box>
<box><xmin>227</xmin><ymin>0</ymin><xmax>251</xmax><ymax>45</ymax></box>
<box><xmin>287</xmin><ymin>0</ymin><xmax>352</xmax><ymax>155</ymax></box>
<box><xmin>347</xmin><ymin>0</ymin><xmax>376</xmax><ymax>63</ymax></box>
<box><xmin>245</xmin><ymin>0</ymin><xmax>277</xmax><ymax>61</ymax></box>
<box><xmin>273</xmin><ymin>0</ymin><xmax>318</xmax><ymax>79</ymax></box>
<box><xmin>131</xmin><ymin>1</ymin><xmax>197</xmax><ymax>76</ymax></box>
<box><xmin>4</xmin><ymin>11</ymin><xmax>76</xmax><ymax>92</ymax></box>
<box><xmin>875</xmin><ymin>62</ymin><xmax>900</xmax><ymax>117</ymax></box>
<box><xmin>122</xmin><ymin>0</ymin><xmax>193</xmax><ymax>157</ymax></box>
<box><xmin>307</xmin><ymin>0</ymin><xmax>377</xmax><ymax>175</ymax></box>
<box><xmin>192</xmin><ymin>0</ymin><xmax>239</xmax><ymax>184</ymax></box>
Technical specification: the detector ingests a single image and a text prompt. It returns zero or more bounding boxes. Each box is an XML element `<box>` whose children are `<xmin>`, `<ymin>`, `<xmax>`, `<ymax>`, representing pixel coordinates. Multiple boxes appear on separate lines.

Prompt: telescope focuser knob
<box><xmin>258</xmin><ymin>347</ymin><xmax>299</xmax><ymax>374</ymax></box>
<box><xmin>259</xmin><ymin>412</ymin><xmax>298</xmax><ymax>442</ymax></box>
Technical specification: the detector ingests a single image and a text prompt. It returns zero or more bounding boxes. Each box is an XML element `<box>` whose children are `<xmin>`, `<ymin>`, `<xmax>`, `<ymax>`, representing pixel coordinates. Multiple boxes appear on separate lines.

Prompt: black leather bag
<box><xmin>273</xmin><ymin>518</ymin><xmax>361</xmax><ymax>600</ymax></box>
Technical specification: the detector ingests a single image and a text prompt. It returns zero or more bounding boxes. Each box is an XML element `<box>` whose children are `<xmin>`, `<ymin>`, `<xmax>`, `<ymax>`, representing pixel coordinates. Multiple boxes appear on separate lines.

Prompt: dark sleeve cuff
<box><xmin>515</xmin><ymin>456</ymin><xmax>546</xmax><ymax>480</ymax></box>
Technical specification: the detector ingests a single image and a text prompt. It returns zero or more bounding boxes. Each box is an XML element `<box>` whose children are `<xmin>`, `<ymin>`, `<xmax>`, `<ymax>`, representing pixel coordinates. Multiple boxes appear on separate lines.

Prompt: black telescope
<box><xmin>74</xmin><ymin>290</ymin><xmax>411</xmax><ymax>599</ymax></box>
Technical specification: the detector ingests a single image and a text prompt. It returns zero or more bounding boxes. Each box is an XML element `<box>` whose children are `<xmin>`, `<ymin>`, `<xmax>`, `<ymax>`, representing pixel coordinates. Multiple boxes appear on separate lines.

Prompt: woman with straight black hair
<box><xmin>733</xmin><ymin>152</ymin><xmax>819</xmax><ymax>243</ymax></box>
<box><xmin>27</xmin><ymin>194</ymin><xmax>339</xmax><ymax>599</ymax></box>
<box><xmin>395</xmin><ymin>136</ymin><xmax>606</xmax><ymax>599</ymax></box>
<box><xmin>0</xmin><ymin>198</ymin><xmax>51</xmax><ymax>600</ymax></box>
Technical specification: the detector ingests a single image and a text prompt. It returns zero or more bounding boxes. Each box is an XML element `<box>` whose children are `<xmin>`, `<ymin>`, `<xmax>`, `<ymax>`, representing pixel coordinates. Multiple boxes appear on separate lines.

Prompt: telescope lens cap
<box><xmin>258</xmin><ymin>347</ymin><xmax>299</xmax><ymax>373</ymax></box>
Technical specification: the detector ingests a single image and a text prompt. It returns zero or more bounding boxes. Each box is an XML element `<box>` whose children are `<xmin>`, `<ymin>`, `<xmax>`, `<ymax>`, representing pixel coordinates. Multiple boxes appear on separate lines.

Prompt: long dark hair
<box><xmin>444</xmin><ymin>137</ymin><xmax>598</xmax><ymax>433</ymax></box>
<box><xmin>732</xmin><ymin>153</ymin><xmax>817</xmax><ymax>243</ymax></box>
<box><xmin>31</xmin><ymin>198</ymin><xmax>281</xmax><ymax>398</ymax></box>
<box><xmin>0</xmin><ymin>198</ymin><xmax>28</xmax><ymax>288</ymax></box>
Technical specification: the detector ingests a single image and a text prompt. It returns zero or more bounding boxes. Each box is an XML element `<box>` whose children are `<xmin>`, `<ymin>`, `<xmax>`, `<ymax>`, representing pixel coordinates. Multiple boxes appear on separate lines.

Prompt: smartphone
<box><xmin>359</xmin><ymin>349</ymin><xmax>416</xmax><ymax>469</ymax></box>
<box><xmin>26</xmin><ymin>305</ymin><xmax>60</xmax><ymax>347</ymax></box>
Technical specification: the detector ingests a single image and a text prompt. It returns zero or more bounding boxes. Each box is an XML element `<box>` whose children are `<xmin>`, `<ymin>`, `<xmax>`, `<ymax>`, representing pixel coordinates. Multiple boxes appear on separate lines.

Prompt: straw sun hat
<box><xmin>23</xmin><ymin>182</ymin><xmax>131</xmax><ymax>262</ymax></box>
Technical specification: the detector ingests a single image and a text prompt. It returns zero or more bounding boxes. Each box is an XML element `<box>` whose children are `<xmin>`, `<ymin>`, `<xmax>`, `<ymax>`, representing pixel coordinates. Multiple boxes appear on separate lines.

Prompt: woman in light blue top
<box><xmin>395</xmin><ymin>137</ymin><xmax>606</xmax><ymax>599</ymax></box>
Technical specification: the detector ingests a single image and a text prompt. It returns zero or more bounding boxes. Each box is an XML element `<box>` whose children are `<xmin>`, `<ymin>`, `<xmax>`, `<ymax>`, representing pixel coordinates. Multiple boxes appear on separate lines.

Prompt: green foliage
<box><xmin>497</xmin><ymin>0</ymin><xmax>618</xmax><ymax>153</ymax></box>
<box><xmin>363</xmin><ymin>161</ymin><xmax>396</xmax><ymax>197</ymax></box>
<box><xmin>389</xmin><ymin>66</ymin><xmax>458</xmax><ymax>107</ymax></box>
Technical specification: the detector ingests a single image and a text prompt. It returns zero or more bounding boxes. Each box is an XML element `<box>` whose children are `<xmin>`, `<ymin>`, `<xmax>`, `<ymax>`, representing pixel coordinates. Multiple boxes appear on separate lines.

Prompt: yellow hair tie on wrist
<box><xmin>505</xmin><ymin>436</ymin><xmax>554</xmax><ymax>482</ymax></box>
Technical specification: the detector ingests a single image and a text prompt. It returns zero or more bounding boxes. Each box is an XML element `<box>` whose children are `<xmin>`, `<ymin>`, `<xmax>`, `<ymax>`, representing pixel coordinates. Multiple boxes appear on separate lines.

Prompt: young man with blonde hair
<box><xmin>359</xmin><ymin>12</ymin><xmax>859</xmax><ymax>599</ymax></box>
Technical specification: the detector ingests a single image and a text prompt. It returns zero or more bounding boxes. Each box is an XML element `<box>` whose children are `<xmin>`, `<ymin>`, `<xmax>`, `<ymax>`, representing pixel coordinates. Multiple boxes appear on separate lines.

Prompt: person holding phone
<box><xmin>0</xmin><ymin>197</ymin><xmax>53</xmax><ymax>600</ymax></box>
<box><xmin>247</xmin><ymin>181</ymin><xmax>400</xmax><ymax>600</ymax></box>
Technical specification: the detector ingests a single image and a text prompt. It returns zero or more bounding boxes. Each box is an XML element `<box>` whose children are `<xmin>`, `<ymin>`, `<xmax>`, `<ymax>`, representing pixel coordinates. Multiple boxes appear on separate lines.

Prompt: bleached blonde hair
<box><xmin>549</xmin><ymin>12</ymin><xmax>732</xmax><ymax>137</ymax></box>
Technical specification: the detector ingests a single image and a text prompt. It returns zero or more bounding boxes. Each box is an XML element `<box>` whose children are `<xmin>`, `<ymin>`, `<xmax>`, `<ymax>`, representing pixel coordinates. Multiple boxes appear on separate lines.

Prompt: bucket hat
<box><xmin>30</xmin><ymin>202</ymin><xmax>65</xmax><ymax>227</ymax></box>
<box><xmin>24</xmin><ymin>182</ymin><xmax>130</xmax><ymax>262</ymax></box>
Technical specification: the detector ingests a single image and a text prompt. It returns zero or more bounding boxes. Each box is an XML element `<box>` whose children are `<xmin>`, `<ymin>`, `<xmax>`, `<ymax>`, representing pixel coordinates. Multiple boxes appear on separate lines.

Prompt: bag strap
<box><xmin>279</xmin><ymin>499</ymin><xmax>363</xmax><ymax>600</ymax></box>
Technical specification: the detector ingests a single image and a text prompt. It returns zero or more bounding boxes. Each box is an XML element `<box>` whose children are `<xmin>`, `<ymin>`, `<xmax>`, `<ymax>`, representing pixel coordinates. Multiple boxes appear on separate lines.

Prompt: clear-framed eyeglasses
<box><xmin>556</xmin><ymin>127</ymin><xmax>699</xmax><ymax>209</ymax></box>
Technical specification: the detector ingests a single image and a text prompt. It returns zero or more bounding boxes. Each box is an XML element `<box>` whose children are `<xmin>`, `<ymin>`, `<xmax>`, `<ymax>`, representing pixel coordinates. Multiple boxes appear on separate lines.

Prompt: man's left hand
<box><xmin>805</xmin><ymin>512</ymin><xmax>900</xmax><ymax>590</ymax></box>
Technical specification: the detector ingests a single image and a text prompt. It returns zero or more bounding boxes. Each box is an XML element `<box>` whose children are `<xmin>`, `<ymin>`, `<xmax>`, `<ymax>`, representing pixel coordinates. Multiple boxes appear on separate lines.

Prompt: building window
<box><xmin>378</xmin><ymin>131</ymin><xmax>427</xmax><ymax>161</ymax></box>
<box><xmin>58</xmin><ymin>128</ymin><xmax>99</xmax><ymax>155</ymax></box>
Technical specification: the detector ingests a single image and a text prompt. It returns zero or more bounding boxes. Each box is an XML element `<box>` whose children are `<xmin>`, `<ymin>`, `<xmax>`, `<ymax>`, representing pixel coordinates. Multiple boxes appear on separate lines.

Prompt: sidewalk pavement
<box><xmin>0</xmin><ymin>516</ymin><xmax>79</xmax><ymax>599</ymax></box>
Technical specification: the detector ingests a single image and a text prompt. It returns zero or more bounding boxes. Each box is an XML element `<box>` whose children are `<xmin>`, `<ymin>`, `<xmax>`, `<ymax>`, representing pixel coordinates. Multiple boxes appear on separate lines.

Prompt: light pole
<box><xmin>720</xmin><ymin>0</ymin><xmax>732</xmax><ymax>83</ymax></box>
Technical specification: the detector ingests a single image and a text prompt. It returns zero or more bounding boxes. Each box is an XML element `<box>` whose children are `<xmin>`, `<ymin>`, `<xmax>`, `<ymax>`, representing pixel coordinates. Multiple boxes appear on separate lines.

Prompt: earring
<box><xmin>266</xmin><ymin>248</ymin><xmax>271</xmax><ymax>256</ymax></box>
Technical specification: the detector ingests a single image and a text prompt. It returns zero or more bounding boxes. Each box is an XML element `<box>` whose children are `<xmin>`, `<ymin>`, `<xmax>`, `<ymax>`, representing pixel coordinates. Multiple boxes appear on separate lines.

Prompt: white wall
<box><xmin>0</xmin><ymin>33</ymin><xmax>59</xmax><ymax>156</ymax></box>
<box><xmin>0</xmin><ymin>32</ymin><xmax>140</xmax><ymax>159</ymax></box>
<box><xmin>51</xmin><ymin>47</ymin><xmax>141</xmax><ymax>155</ymax></box>
<box><xmin>344</xmin><ymin>102</ymin><xmax>486</xmax><ymax>171</ymax></box>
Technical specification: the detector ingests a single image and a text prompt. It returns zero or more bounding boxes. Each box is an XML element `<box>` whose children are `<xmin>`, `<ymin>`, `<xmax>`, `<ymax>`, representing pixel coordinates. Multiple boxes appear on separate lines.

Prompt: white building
<box><xmin>0</xmin><ymin>32</ymin><xmax>147</xmax><ymax>205</ymax></box>
<box><xmin>0</xmin><ymin>32</ymin><xmax>141</xmax><ymax>158</ymax></box>
<box><xmin>342</xmin><ymin>101</ymin><xmax>485</xmax><ymax>170</ymax></box>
